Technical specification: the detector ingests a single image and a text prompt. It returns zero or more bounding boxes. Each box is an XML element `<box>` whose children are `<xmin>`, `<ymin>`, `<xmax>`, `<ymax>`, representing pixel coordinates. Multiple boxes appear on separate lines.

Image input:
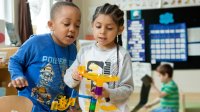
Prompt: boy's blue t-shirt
<box><xmin>8</xmin><ymin>33</ymin><xmax>77</xmax><ymax>111</ymax></box>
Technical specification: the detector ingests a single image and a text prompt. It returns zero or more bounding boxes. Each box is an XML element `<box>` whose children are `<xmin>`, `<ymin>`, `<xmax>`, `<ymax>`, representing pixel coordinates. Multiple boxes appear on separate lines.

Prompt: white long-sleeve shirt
<box><xmin>64</xmin><ymin>43</ymin><xmax>134</xmax><ymax>112</ymax></box>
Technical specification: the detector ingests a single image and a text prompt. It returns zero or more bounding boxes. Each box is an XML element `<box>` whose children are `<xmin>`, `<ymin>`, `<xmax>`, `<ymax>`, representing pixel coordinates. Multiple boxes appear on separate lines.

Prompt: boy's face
<box><xmin>48</xmin><ymin>6</ymin><xmax>81</xmax><ymax>47</ymax></box>
<box><xmin>157</xmin><ymin>72</ymin><xmax>169</xmax><ymax>83</ymax></box>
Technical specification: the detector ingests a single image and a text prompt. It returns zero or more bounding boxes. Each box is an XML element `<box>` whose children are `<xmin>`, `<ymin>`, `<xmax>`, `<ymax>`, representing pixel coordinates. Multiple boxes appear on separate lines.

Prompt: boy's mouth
<box><xmin>66</xmin><ymin>35</ymin><xmax>74</xmax><ymax>38</ymax></box>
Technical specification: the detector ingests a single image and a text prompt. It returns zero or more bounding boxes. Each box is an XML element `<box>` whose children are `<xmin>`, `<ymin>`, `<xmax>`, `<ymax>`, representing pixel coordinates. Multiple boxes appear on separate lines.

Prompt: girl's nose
<box><xmin>100</xmin><ymin>27</ymin><xmax>105</xmax><ymax>34</ymax></box>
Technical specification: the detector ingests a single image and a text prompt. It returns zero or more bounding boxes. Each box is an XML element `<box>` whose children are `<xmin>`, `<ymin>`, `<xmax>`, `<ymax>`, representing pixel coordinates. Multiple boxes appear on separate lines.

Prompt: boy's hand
<box><xmin>8</xmin><ymin>77</ymin><xmax>28</xmax><ymax>89</ymax></box>
<box><xmin>144</xmin><ymin>104</ymin><xmax>152</xmax><ymax>109</ymax></box>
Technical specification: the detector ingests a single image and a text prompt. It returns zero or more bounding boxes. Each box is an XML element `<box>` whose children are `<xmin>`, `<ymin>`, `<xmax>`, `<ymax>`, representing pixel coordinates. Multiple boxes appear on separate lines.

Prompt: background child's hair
<box><xmin>92</xmin><ymin>3</ymin><xmax>124</xmax><ymax>46</ymax></box>
<box><xmin>50</xmin><ymin>1</ymin><xmax>80</xmax><ymax>20</ymax></box>
<box><xmin>156</xmin><ymin>64</ymin><xmax>173</xmax><ymax>78</ymax></box>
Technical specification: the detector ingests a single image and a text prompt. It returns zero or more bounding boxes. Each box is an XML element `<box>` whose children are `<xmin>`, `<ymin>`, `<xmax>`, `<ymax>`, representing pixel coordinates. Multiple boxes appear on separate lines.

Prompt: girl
<box><xmin>64</xmin><ymin>3</ymin><xmax>134</xmax><ymax>112</ymax></box>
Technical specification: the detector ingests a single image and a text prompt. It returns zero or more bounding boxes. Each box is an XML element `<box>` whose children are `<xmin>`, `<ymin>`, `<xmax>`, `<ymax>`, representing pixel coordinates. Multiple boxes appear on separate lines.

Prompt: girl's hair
<box><xmin>50</xmin><ymin>1</ymin><xmax>80</xmax><ymax>20</ymax></box>
<box><xmin>156</xmin><ymin>64</ymin><xmax>173</xmax><ymax>78</ymax></box>
<box><xmin>92</xmin><ymin>3</ymin><xmax>124</xmax><ymax>46</ymax></box>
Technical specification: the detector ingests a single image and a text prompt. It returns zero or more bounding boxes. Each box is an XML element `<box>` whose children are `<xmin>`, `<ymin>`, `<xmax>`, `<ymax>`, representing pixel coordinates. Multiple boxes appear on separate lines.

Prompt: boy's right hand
<box><xmin>144</xmin><ymin>104</ymin><xmax>152</xmax><ymax>109</ymax></box>
<box><xmin>8</xmin><ymin>77</ymin><xmax>28</xmax><ymax>89</ymax></box>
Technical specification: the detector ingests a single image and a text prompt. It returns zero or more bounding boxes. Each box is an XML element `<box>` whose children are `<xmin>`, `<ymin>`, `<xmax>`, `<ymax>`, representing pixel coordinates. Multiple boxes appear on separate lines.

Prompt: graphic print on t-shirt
<box><xmin>84</xmin><ymin>61</ymin><xmax>118</xmax><ymax>111</ymax></box>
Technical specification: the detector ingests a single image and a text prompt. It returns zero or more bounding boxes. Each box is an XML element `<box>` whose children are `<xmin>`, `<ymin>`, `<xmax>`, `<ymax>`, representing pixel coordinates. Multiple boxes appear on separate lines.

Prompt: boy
<box><xmin>145</xmin><ymin>64</ymin><xmax>179</xmax><ymax>112</ymax></box>
<box><xmin>8</xmin><ymin>1</ymin><xmax>81</xmax><ymax>112</ymax></box>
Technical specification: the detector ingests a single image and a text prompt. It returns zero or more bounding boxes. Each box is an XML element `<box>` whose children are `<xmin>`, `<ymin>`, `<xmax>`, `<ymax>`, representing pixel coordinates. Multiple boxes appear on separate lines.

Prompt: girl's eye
<box><xmin>96</xmin><ymin>25</ymin><xmax>101</xmax><ymax>28</ymax></box>
<box><xmin>107</xmin><ymin>27</ymin><xmax>113</xmax><ymax>30</ymax></box>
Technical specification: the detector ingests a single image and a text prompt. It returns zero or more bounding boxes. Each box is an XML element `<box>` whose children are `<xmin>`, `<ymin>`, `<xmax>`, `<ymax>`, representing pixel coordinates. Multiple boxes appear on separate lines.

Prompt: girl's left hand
<box><xmin>91</xmin><ymin>87</ymin><xmax>109</xmax><ymax>99</ymax></box>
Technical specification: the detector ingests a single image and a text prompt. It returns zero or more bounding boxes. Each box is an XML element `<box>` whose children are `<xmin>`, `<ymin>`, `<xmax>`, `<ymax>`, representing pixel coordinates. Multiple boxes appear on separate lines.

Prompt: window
<box><xmin>0</xmin><ymin>0</ymin><xmax>15</xmax><ymax>46</ymax></box>
<box><xmin>29</xmin><ymin>0</ymin><xmax>54</xmax><ymax>34</ymax></box>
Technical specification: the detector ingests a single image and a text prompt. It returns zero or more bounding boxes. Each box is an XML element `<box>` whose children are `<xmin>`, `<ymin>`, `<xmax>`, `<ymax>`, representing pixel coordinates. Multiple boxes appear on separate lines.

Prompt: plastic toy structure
<box><xmin>50</xmin><ymin>89</ymin><xmax>77</xmax><ymax>111</ymax></box>
<box><xmin>78</xmin><ymin>66</ymin><xmax>119</xmax><ymax>112</ymax></box>
<box><xmin>50</xmin><ymin>65</ymin><xmax>119</xmax><ymax>112</ymax></box>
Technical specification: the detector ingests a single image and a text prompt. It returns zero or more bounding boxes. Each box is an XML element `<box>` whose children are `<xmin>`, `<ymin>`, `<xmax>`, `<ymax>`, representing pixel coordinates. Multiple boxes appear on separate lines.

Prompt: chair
<box><xmin>0</xmin><ymin>95</ymin><xmax>33</xmax><ymax>112</ymax></box>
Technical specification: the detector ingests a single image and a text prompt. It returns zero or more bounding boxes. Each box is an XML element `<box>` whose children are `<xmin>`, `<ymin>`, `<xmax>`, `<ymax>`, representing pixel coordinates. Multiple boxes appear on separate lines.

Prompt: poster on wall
<box><xmin>162</xmin><ymin>0</ymin><xmax>200</xmax><ymax>7</ymax></box>
<box><xmin>132</xmin><ymin>62</ymin><xmax>151</xmax><ymax>87</ymax></box>
<box><xmin>149</xmin><ymin>23</ymin><xmax>187</xmax><ymax>63</ymax></box>
<box><xmin>187</xmin><ymin>27</ymin><xmax>200</xmax><ymax>56</ymax></box>
<box><xmin>117</xmin><ymin>0</ymin><xmax>161</xmax><ymax>10</ymax></box>
<box><xmin>127</xmin><ymin>19</ymin><xmax>145</xmax><ymax>62</ymax></box>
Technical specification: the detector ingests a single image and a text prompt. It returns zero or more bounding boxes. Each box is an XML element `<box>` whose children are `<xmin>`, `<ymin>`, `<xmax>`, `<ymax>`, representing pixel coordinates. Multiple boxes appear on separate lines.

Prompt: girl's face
<box><xmin>92</xmin><ymin>14</ymin><xmax>124</xmax><ymax>49</ymax></box>
<box><xmin>48</xmin><ymin>6</ymin><xmax>81</xmax><ymax>47</ymax></box>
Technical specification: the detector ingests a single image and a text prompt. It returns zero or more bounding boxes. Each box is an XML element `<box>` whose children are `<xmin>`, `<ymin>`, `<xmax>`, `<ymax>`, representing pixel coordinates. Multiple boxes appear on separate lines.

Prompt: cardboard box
<box><xmin>0</xmin><ymin>47</ymin><xmax>18</xmax><ymax>68</ymax></box>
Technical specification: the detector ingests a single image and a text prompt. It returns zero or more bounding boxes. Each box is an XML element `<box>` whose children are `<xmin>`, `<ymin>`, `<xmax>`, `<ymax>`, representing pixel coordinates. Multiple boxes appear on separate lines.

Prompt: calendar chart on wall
<box><xmin>149</xmin><ymin>23</ymin><xmax>187</xmax><ymax>63</ymax></box>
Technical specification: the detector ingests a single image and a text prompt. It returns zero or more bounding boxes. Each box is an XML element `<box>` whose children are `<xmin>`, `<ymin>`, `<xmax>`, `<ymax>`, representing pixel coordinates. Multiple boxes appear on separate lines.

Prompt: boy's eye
<box><xmin>64</xmin><ymin>23</ymin><xmax>70</xmax><ymax>27</ymax></box>
<box><xmin>76</xmin><ymin>24</ymin><xmax>80</xmax><ymax>28</ymax></box>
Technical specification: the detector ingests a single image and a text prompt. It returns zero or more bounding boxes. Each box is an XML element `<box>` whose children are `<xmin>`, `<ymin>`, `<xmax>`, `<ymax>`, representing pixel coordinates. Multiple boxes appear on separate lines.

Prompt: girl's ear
<box><xmin>48</xmin><ymin>20</ymin><xmax>54</xmax><ymax>31</ymax></box>
<box><xmin>118</xmin><ymin>26</ymin><xmax>124</xmax><ymax>35</ymax></box>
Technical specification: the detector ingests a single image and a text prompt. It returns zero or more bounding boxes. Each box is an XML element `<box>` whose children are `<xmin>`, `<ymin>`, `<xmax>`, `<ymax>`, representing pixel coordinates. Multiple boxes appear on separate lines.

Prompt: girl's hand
<box><xmin>8</xmin><ymin>77</ymin><xmax>28</xmax><ymax>89</ymax></box>
<box><xmin>72</xmin><ymin>68</ymin><xmax>82</xmax><ymax>81</ymax></box>
<box><xmin>91</xmin><ymin>87</ymin><xmax>109</xmax><ymax>100</ymax></box>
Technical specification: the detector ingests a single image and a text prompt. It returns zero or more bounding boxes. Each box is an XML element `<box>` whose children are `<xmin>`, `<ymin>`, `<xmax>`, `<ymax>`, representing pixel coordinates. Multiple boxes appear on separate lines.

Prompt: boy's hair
<box><xmin>50</xmin><ymin>1</ymin><xmax>80</xmax><ymax>20</ymax></box>
<box><xmin>92</xmin><ymin>3</ymin><xmax>124</xmax><ymax>46</ymax></box>
<box><xmin>156</xmin><ymin>64</ymin><xmax>173</xmax><ymax>78</ymax></box>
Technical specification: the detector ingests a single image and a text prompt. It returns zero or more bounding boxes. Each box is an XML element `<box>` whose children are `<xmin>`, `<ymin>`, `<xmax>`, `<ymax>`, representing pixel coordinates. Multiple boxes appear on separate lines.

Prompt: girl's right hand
<box><xmin>72</xmin><ymin>68</ymin><xmax>82</xmax><ymax>81</ymax></box>
<box><xmin>8</xmin><ymin>77</ymin><xmax>28</xmax><ymax>89</ymax></box>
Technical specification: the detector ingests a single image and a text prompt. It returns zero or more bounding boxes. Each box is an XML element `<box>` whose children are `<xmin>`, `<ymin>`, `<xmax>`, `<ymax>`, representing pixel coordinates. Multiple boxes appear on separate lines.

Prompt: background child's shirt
<box><xmin>161</xmin><ymin>80</ymin><xmax>179</xmax><ymax>109</ymax></box>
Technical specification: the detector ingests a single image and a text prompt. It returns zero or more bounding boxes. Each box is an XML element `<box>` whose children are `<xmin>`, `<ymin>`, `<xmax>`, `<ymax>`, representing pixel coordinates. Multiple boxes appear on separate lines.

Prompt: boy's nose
<box><xmin>69</xmin><ymin>25</ymin><xmax>76</xmax><ymax>33</ymax></box>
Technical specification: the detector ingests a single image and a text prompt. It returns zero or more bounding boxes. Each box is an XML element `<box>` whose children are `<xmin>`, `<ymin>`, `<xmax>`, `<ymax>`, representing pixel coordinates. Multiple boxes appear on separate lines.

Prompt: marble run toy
<box><xmin>78</xmin><ymin>66</ymin><xmax>119</xmax><ymax>95</ymax></box>
<box><xmin>78</xmin><ymin>66</ymin><xmax>119</xmax><ymax>112</ymax></box>
<box><xmin>50</xmin><ymin>89</ymin><xmax>77</xmax><ymax>111</ymax></box>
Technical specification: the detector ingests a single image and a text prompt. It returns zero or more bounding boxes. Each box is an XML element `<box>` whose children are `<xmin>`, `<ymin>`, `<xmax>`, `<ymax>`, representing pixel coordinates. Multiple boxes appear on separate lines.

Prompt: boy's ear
<box><xmin>48</xmin><ymin>20</ymin><xmax>54</xmax><ymax>31</ymax></box>
<box><xmin>164</xmin><ymin>73</ymin><xmax>169</xmax><ymax>77</ymax></box>
<box><xmin>118</xmin><ymin>26</ymin><xmax>124</xmax><ymax>35</ymax></box>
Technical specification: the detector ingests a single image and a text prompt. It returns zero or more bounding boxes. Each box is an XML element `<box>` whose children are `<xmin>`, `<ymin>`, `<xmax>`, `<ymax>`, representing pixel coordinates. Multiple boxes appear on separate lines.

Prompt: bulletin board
<box><xmin>127</xmin><ymin>6</ymin><xmax>200</xmax><ymax>69</ymax></box>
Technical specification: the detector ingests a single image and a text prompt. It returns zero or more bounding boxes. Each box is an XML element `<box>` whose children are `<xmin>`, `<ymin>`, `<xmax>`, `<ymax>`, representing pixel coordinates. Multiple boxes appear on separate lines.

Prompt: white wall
<box><xmin>73</xmin><ymin>0</ymin><xmax>116</xmax><ymax>39</ymax></box>
<box><xmin>73</xmin><ymin>0</ymin><xmax>200</xmax><ymax>93</ymax></box>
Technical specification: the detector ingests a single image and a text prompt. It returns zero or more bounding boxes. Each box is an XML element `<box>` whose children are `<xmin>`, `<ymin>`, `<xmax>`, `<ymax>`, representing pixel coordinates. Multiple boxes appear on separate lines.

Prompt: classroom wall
<box><xmin>73</xmin><ymin>0</ymin><xmax>116</xmax><ymax>39</ymax></box>
<box><xmin>73</xmin><ymin>0</ymin><xmax>200</xmax><ymax>93</ymax></box>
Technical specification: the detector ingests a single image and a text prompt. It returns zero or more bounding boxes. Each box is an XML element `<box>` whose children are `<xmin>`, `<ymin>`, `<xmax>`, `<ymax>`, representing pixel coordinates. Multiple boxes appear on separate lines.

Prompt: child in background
<box><xmin>145</xmin><ymin>64</ymin><xmax>179</xmax><ymax>112</ymax></box>
<box><xmin>64</xmin><ymin>3</ymin><xmax>134</xmax><ymax>112</ymax></box>
<box><xmin>8</xmin><ymin>1</ymin><xmax>81</xmax><ymax>112</ymax></box>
